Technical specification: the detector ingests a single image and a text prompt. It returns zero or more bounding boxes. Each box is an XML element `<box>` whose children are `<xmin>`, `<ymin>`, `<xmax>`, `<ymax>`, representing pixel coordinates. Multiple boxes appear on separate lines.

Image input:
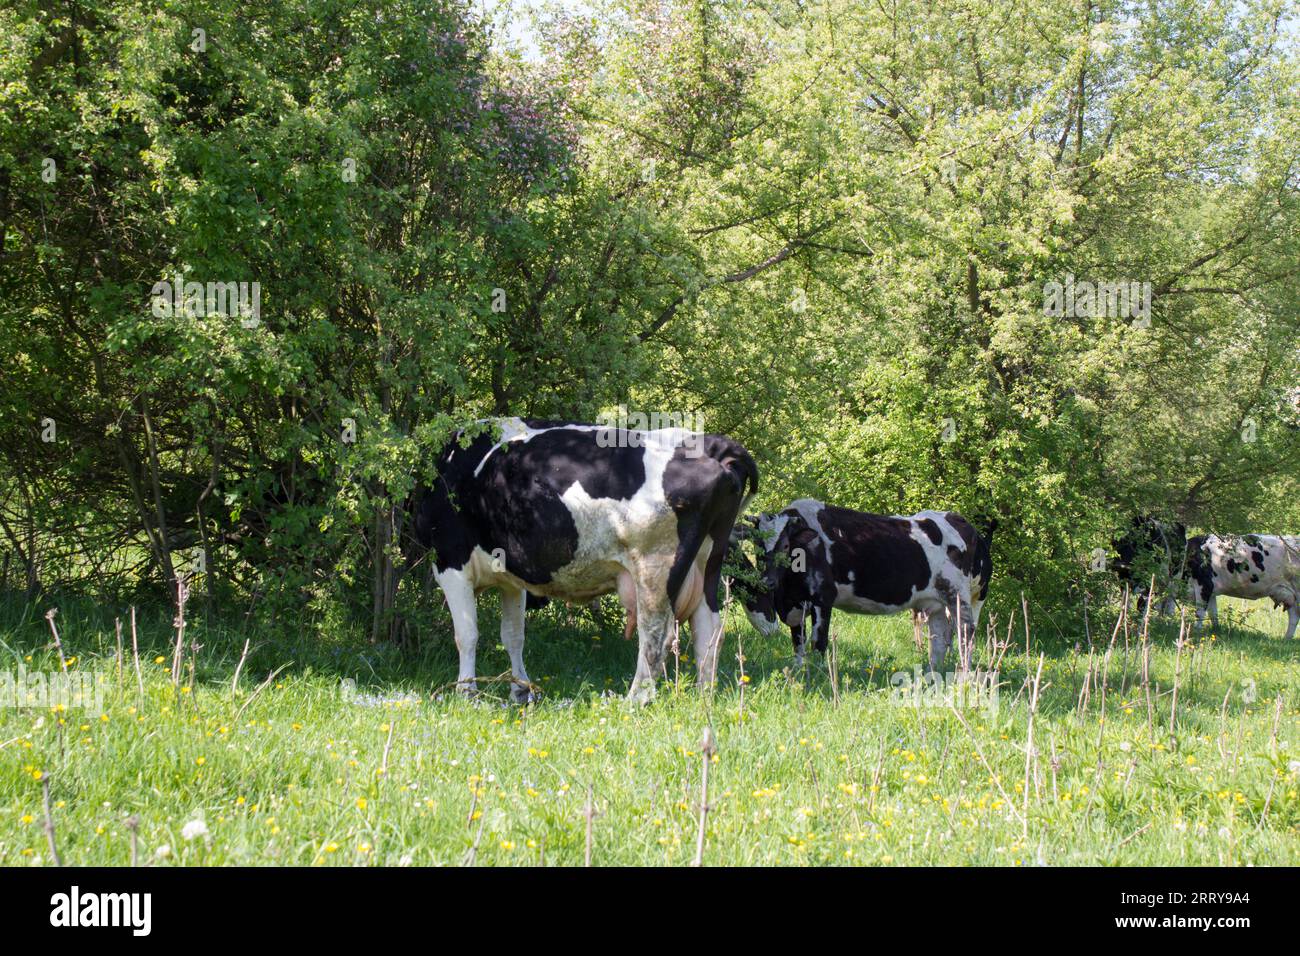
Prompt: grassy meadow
<box><xmin>1</xmin><ymin>593</ymin><xmax>1297</xmax><ymax>866</ymax></box>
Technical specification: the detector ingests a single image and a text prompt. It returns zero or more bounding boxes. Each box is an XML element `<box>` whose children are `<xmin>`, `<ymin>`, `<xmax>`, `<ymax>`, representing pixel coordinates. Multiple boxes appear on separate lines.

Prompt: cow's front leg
<box><xmin>809</xmin><ymin>603</ymin><xmax>831</xmax><ymax>655</ymax></box>
<box><xmin>954</xmin><ymin>598</ymin><xmax>976</xmax><ymax>673</ymax></box>
<box><xmin>926</xmin><ymin>610</ymin><xmax>952</xmax><ymax>674</ymax></box>
<box><xmin>629</xmin><ymin>577</ymin><xmax>674</xmax><ymax>705</ymax></box>
<box><xmin>1284</xmin><ymin>601</ymin><xmax>1298</xmax><ymax>640</ymax></box>
<box><xmin>790</xmin><ymin>619</ymin><xmax>806</xmax><ymax>668</ymax></box>
<box><xmin>1206</xmin><ymin>595</ymin><xmax>1220</xmax><ymax>632</ymax></box>
<box><xmin>499</xmin><ymin>585</ymin><xmax>534</xmax><ymax>703</ymax></box>
<box><xmin>436</xmin><ymin>567</ymin><xmax>480</xmax><ymax>696</ymax></box>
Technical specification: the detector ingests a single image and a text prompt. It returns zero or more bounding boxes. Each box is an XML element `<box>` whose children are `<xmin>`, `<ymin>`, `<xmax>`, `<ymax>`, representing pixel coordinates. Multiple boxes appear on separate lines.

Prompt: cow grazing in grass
<box><xmin>408</xmin><ymin>418</ymin><xmax>758</xmax><ymax>704</ymax></box>
<box><xmin>730</xmin><ymin>500</ymin><xmax>993</xmax><ymax>672</ymax></box>
<box><xmin>1112</xmin><ymin>516</ymin><xmax>1187</xmax><ymax>616</ymax></box>
<box><xmin>1185</xmin><ymin>533</ymin><xmax>1300</xmax><ymax>639</ymax></box>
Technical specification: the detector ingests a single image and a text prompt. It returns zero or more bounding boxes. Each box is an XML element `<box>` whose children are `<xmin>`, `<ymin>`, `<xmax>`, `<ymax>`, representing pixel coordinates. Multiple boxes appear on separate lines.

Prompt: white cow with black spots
<box><xmin>1185</xmin><ymin>533</ymin><xmax>1300</xmax><ymax>639</ymax></box>
<box><xmin>730</xmin><ymin>499</ymin><xmax>994</xmax><ymax>672</ymax></box>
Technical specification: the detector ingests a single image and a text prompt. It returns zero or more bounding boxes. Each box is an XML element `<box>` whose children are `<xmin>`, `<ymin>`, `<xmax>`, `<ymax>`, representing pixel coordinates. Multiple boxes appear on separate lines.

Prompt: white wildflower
<box><xmin>181</xmin><ymin>818</ymin><xmax>209</xmax><ymax>841</ymax></box>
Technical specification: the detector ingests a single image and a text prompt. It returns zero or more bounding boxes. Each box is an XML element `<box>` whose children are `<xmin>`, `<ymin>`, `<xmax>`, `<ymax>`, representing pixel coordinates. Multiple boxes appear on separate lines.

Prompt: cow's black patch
<box><xmin>408</xmin><ymin>431</ymin><xmax>497</xmax><ymax>574</ymax></box>
<box><xmin>1186</xmin><ymin>536</ymin><xmax>1215</xmax><ymax>603</ymax></box>
<box><xmin>1251</xmin><ymin>550</ymin><xmax>1265</xmax><ymax>571</ymax></box>
<box><xmin>816</xmin><ymin>504</ymin><xmax>931</xmax><ymax>606</ymax></box>
<box><xmin>918</xmin><ymin>518</ymin><xmax>943</xmax><ymax>545</ymax></box>
<box><xmin>758</xmin><ymin>518</ymin><xmax>836</xmax><ymax>653</ymax></box>
<box><xmin>513</xmin><ymin>427</ymin><xmax>648</xmax><ymax>501</ymax></box>
<box><xmin>1111</xmin><ymin>516</ymin><xmax>1187</xmax><ymax>612</ymax></box>
<box><xmin>410</xmin><ymin>425</ymin><xmax>647</xmax><ymax>582</ymax></box>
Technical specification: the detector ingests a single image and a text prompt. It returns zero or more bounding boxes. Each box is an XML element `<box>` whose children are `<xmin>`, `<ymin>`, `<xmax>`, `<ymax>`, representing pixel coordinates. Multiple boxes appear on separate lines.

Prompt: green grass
<box><xmin>1</xmin><ymin>592</ymin><xmax>1297</xmax><ymax>866</ymax></box>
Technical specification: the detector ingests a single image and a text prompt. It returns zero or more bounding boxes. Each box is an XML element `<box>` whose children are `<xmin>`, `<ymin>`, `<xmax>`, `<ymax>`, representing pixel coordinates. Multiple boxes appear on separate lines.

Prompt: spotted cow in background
<box><xmin>408</xmin><ymin>418</ymin><xmax>758</xmax><ymax>704</ymax></box>
<box><xmin>730</xmin><ymin>500</ymin><xmax>993</xmax><ymax>672</ymax></box>
<box><xmin>1185</xmin><ymin>533</ymin><xmax>1300</xmax><ymax>639</ymax></box>
<box><xmin>1112</xmin><ymin>516</ymin><xmax>1187</xmax><ymax>616</ymax></box>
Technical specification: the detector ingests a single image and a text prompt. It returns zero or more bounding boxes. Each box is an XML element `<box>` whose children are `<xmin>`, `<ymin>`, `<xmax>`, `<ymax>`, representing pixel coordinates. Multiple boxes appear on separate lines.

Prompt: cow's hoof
<box><xmin>627</xmin><ymin>681</ymin><xmax>657</xmax><ymax>706</ymax></box>
<box><xmin>455</xmin><ymin>681</ymin><xmax>478</xmax><ymax>699</ymax></box>
<box><xmin>510</xmin><ymin>683</ymin><xmax>537</xmax><ymax>705</ymax></box>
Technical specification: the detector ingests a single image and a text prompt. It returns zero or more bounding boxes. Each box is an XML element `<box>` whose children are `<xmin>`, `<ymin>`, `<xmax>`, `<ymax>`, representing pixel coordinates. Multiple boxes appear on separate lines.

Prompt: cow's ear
<box><xmin>790</xmin><ymin>526</ymin><xmax>820</xmax><ymax>551</ymax></box>
<box><xmin>783</xmin><ymin>524</ymin><xmax>820</xmax><ymax>561</ymax></box>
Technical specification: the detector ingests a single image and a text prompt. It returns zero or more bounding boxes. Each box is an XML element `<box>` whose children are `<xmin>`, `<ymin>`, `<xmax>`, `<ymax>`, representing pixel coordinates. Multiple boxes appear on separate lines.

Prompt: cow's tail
<box><xmin>718</xmin><ymin>442</ymin><xmax>759</xmax><ymax>508</ymax></box>
<box><xmin>973</xmin><ymin>516</ymin><xmax>998</xmax><ymax>544</ymax></box>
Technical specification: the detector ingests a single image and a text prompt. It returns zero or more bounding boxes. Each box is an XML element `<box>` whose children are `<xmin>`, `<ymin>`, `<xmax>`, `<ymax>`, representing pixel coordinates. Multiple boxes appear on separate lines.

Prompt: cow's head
<box><xmin>729</xmin><ymin>512</ymin><xmax>820</xmax><ymax>637</ymax></box>
<box><xmin>726</xmin><ymin>516</ymin><xmax>780</xmax><ymax>636</ymax></box>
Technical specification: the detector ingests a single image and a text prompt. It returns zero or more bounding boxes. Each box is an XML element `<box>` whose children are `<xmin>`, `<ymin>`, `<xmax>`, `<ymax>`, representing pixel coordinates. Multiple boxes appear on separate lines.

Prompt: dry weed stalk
<box><xmin>691</xmin><ymin>726</ymin><xmax>717</xmax><ymax>867</ymax></box>
<box><xmin>130</xmin><ymin>606</ymin><xmax>144</xmax><ymax>702</ymax></box>
<box><xmin>44</xmin><ymin>609</ymin><xmax>68</xmax><ymax>673</ymax></box>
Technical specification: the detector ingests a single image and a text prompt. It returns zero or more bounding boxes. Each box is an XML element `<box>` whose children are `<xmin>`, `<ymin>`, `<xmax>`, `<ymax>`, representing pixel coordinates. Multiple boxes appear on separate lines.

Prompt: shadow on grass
<box><xmin>1</xmin><ymin>589</ymin><xmax>1293</xmax><ymax>715</ymax></box>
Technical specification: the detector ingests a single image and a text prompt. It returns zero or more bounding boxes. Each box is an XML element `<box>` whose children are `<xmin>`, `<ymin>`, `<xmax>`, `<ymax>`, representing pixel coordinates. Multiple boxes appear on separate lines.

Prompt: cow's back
<box><xmin>781</xmin><ymin>501</ymin><xmax>985</xmax><ymax>615</ymax></box>
<box><xmin>1192</xmin><ymin>533</ymin><xmax>1300</xmax><ymax>602</ymax></box>
<box><xmin>411</xmin><ymin>419</ymin><xmax>755</xmax><ymax>604</ymax></box>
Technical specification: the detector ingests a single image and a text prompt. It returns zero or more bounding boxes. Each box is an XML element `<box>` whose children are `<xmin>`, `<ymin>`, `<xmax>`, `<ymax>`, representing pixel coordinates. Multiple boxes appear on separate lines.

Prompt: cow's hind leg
<box><xmin>689</xmin><ymin>599</ymin><xmax>723</xmax><ymax>690</ymax></box>
<box><xmin>1284</xmin><ymin>600</ymin><xmax>1298</xmax><ymax>640</ymax></box>
<box><xmin>926</xmin><ymin>609</ymin><xmax>953</xmax><ymax>674</ymax></box>
<box><xmin>690</xmin><ymin>519</ymin><xmax>735</xmax><ymax>689</ymax></box>
<box><xmin>499</xmin><ymin>585</ymin><xmax>534</xmax><ymax>703</ymax></box>
<box><xmin>436</xmin><ymin>567</ymin><xmax>480</xmax><ymax>696</ymax></box>
<box><xmin>955</xmin><ymin>598</ymin><xmax>980</xmax><ymax>673</ymax></box>
<box><xmin>628</xmin><ymin>568</ymin><xmax>675</xmax><ymax>705</ymax></box>
<box><xmin>678</xmin><ymin>512</ymin><xmax>739</xmax><ymax>690</ymax></box>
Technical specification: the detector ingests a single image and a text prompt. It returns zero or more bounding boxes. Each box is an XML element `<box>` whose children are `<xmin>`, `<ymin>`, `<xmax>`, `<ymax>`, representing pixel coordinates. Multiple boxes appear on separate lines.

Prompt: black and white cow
<box><xmin>408</xmin><ymin>418</ymin><xmax>758</xmax><ymax>704</ymax></box>
<box><xmin>731</xmin><ymin>499</ymin><xmax>993</xmax><ymax>672</ymax></box>
<box><xmin>1185</xmin><ymin>533</ymin><xmax>1300</xmax><ymax>639</ymax></box>
<box><xmin>1111</xmin><ymin>515</ymin><xmax>1187</xmax><ymax>616</ymax></box>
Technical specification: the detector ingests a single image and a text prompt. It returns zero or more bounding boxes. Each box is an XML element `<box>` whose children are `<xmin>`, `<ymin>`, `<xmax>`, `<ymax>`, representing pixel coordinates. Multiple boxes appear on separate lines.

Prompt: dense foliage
<box><xmin>3</xmin><ymin>0</ymin><xmax>1298</xmax><ymax>631</ymax></box>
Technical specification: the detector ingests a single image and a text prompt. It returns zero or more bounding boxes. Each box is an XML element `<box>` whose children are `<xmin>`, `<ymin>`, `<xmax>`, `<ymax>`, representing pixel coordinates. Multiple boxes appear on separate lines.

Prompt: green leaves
<box><xmin>2</xmin><ymin>0</ymin><xmax>1297</xmax><ymax>621</ymax></box>
<box><xmin>568</xmin><ymin>0</ymin><xmax>1300</xmax><ymax>608</ymax></box>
